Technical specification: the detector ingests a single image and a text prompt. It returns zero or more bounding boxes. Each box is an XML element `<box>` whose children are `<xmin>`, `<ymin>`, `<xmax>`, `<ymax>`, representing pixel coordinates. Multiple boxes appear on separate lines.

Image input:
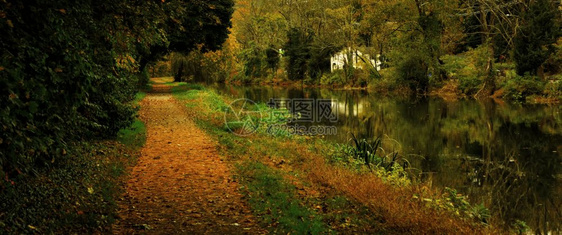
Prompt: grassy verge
<box><xmin>237</xmin><ymin>161</ymin><xmax>328</xmax><ymax>234</ymax></box>
<box><xmin>173</xmin><ymin>85</ymin><xmax>491</xmax><ymax>234</ymax></box>
<box><xmin>116</xmin><ymin>120</ymin><xmax>146</xmax><ymax>149</ymax></box>
<box><xmin>116</xmin><ymin>92</ymin><xmax>147</xmax><ymax>149</ymax></box>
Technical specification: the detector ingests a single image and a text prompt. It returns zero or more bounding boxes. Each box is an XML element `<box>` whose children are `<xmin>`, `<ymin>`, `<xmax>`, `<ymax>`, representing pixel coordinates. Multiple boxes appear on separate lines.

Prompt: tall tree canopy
<box><xmin>0</xmin><ymin>0</ymin><xmax>234</xmax><ymax>177</ymax></box>
<box><xmin>513</xmin><ymin>0</ymin><xmax>560</xmax><ymax>76</ymax></box>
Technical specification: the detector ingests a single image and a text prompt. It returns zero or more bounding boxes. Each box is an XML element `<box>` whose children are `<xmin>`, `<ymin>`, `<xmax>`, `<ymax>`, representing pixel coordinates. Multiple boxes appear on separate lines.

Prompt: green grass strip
<box><xmin>237</xmin><ymin>161</ymin><xmax>329</xmax><ymax>234</ymax></box>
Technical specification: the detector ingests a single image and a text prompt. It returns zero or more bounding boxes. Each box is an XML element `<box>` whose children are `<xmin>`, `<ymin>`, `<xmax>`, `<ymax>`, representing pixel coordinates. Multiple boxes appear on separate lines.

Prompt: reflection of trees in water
<box><xmin>472</xmin><ymin>123</ymin><xmax>562</xmax><ymax>233</ymax></box>
<box><xmin>212</xmin><ymin>84</ymin><xmax>562</xmax><ymax>233</ymax></box>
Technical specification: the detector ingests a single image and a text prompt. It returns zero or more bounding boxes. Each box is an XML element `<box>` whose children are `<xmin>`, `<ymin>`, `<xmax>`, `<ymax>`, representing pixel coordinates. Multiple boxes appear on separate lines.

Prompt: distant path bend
<box><xmin>114</xmin><ymin>93</ymin><xmax>262</xmax><ymax>234</ymax></box>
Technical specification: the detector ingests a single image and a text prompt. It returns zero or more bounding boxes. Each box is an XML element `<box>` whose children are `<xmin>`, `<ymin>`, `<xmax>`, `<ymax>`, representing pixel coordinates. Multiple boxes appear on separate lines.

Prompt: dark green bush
<box><xmin>0</xmin><ymin>1</ymin><xmax>154</xmax><ymax>177</ymax></box>
<box><xmin>513</xmin><ymin>0</ymin><xmax>559</xmax><ymax>76</ymax></box>
<box><xmin>285</xmin><ymin>27</ymin><xmax>313</xmax><ymax>80</ymax></box>
<box><xmin>458</xmin><ymin>76</ymin><xmax>483</xmax><ymax>96</ymax></box>
<box><xmin>502</xmin><ymin>74</ymin><xmax>546</xmax><ymax>101</ymax></box>
<box><xmin>397</xmin><ymin>56</ymin><xmax>429</xmax><ymax>93</ymax></box>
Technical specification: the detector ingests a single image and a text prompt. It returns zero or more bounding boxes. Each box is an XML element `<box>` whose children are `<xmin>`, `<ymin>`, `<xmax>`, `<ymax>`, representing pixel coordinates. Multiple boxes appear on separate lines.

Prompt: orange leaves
<box><xmin>58</xmin><ymin>9</ymin><xmax>66</xmax><ymax>14</ymax></box>
<box><xmin>0</xmin><ymin>66</ymin><xmax>4</xmax><ymax>71</ymax></box>
<box><xmin>115</xmin><ymin>54</ymin><xmax>138</xmax><ymax>72</ymax></box>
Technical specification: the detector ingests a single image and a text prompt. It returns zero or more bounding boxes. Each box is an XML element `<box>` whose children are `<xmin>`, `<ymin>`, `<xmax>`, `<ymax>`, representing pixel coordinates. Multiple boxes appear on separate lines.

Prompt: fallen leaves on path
<box><xmin>113</xmin><ymin>93</ymin><xmax>264</xmax><ymax>234</ymax></box>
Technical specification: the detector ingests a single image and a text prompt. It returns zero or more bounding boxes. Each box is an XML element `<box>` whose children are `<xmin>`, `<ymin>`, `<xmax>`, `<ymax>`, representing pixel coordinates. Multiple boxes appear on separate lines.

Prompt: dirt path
<box><xmin>114</xmin><ymin>91</ymin><xmax>263</xmax><ymax>234</ymax></box>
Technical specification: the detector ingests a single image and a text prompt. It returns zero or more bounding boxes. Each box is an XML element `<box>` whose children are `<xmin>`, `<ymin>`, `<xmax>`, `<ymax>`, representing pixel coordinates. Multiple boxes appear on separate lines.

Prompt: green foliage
<box><xmin>172</xmin><ymin>50</ymin><xmax>230</xmax><ymax>83</ymax></box>
<box><xmin>332</xmin><ymin>134</ymin><xmax>409</xmax><ymax>176</ymax></box>
<box><xmin>397</xmin><ymin>55</ymin><xmax>429</xmax><ymax>93</ymax></box>
<box><xmin>544</xmin><ymin>39</ymin><xmax>562</xmax><ymax>74</ymax></box>
<box><xmin>237</xmin><ymin>162</ymin><xmax>329</xmax><ymax>234</ymax></box>
<box><xmin>443</xmin><ymin>187</ymin><xmax>490</xmax><ymax>224</ymax></box>
<box><xmin>513</xmin><ymin>0</ymin><xmax>559</xmax><ymax>76</ymax></box>
<box><xmin>414</xmin><ymin>187</ymin><xmax>491</xmax><ymax>225</ymax></box>
<box><xmin>0</xmin><ymin>0</ymin><xmax>151</xmax><ymax>176</ymax></box>
<box><xmin>350</xmin><ymin>134</ymin><xmax>383</xmax><ymax>169</ymax></box>
<box><xmin>441</xmin><ymin>45</ymin><xmax>496</xmax><ymax>95</ymax></box>
<box><xmin>171</xmin><ymin>52</ymin><xmax>191</xmax><ymax>82</ymax></box>
<box><xmin>329</xmin><ymin>140</ymin><xmax>411</xmax><ymax>187</ymax></box>
<box><xmin>502</xmin><ymin>74</ymin><xmax>546</xmax><ymax>101</ymax></box>
<box><xmin>166</xmin><ymin>0</ymin><xmax>235</xmax><ymax>54</ymax></box>
<box><xmin>511</xmin><ymin>220</ymin><xmax>530</xmax><ymax>234</ymax></box>
<box><xmin>136</xmin><ymin>66</ymin><xmax>151</xmax><ymax>90</ymax></box>
<box><xmin>458</xmin><ymin>76</ymin><xmax>482</xmax><ymax>96</ymax></box>
<box><xmin>285</xmin><ymin>27</ymin><xmax>313</xmax><ymax>80</ymax></box>
<box><xmin>307</xmin><ymin>45</ymin><xmax>335</xmax><ymax>81</ymax></box>
<box><xmin>116</xmin><ymin>120</ymin><xmax>146</xmax><ymax>149</ymax></box>
<box><xmin>241</xmin><ymin>43</ymin><xmax>267</xmax><ymax>79</ymax></box>
<box><xmin>320</xmin><ymin>72</ymin><xmax>345</xmax><ymax>86</ymax></box>
<box><xmin>544</xmin><ymin>78</ymin><xmax>562</xmax><ymax>98</ymax></box>
<box><xmin>265</xmin><ymin>47</ymin><xmax>280</xmax><ymax>71</ymax></box>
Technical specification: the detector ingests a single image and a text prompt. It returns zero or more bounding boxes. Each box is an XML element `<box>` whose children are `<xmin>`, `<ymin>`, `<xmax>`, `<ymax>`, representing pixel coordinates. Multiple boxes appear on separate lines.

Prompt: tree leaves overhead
<box><xmin>0</xmin><ymin>0</ymin><xmax>235</xmax><ymax>177</ymax></box>
<box><xmin>167</xmin><ymin>0</ymin><xmax>235</xmax><ymax>54</ymax></box>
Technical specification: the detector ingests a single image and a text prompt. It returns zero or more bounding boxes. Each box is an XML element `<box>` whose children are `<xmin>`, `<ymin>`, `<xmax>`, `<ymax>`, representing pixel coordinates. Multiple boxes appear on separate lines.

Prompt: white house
<box><xmin>331</xmin><ymin>48</ymin><xmax>381</xmax><ymax>72</ymax></box>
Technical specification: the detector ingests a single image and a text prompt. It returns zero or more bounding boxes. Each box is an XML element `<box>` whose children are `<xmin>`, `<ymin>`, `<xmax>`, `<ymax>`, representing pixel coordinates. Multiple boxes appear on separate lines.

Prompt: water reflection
<box><xmin>210</xmin><ymin>84</ymin><xmax>562</xmax><ymax>233</ymax></box>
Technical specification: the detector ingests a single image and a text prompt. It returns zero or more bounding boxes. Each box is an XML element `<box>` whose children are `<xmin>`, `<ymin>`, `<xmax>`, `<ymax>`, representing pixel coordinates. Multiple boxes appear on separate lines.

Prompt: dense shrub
<box><xmin>544</xmin><ymin>77</ymin><xmax>562</xmax><ymax>98</ymax></box>
<box><xmin>458</xmin><ymin>76</ymin><xmax>482</xmax><ymax>96</ymax></box>
<box><xmin>0</xmin><ymin>1</ymin><xmax>163</xmax><ymax>178</ymax></box>
<box><xmin>502</xmin><ymin>74</ymin><xmax>546</xmax><ymax>101</ymax></box>
<box><xmin>543</xmin><ymin>39</ymin><xmax>562</xmax><ymax>75</ymax></box>
<box><xmin>320</xmin><ymin>72</ymin><xmax>344</xmax><ymax>86</ymax></box>
<box><xmin>397</xmin><ymin>56</ymin><xmax>429</xmax><ymax>93</ymax></box>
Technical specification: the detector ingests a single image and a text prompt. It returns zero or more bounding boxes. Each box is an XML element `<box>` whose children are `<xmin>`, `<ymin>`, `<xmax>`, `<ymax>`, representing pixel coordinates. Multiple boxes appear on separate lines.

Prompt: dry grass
<box><xmin>241</xmin><ymin>137</ymin><xmax>487</xmax><ymax>234</ymax></box>
<box><xmin>303</xmin><ymin>155</ymin><xmax>481</xmax><ymax>234</ymax></box>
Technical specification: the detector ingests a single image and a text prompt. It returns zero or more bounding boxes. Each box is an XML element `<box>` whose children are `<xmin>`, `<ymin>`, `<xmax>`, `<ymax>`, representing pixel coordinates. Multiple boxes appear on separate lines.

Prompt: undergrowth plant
<box><xmin>340</xmin><ymin>134</ymin><xmax>410</xmax><ymax>172</ymax></box>
<box><xmin>0</xmin><ymin>142</ymin><xmax>135</xmax><ymax>234</ymax></box>
<box><xmin>413</xmin><ymin>187</ymin><xmax>491</xmax><ymax>225</ymax></box>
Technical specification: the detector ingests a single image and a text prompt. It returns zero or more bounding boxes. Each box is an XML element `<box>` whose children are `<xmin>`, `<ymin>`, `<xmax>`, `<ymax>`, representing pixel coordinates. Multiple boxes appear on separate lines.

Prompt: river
<box><xmin>209</xmin><ymin>84</ymin><xmax>562</xmax><ymax>233</ymax></box>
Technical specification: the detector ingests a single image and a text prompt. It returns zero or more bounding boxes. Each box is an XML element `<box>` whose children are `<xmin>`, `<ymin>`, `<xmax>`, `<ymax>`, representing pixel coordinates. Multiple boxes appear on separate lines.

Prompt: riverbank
<box><xmin>217</xmin><ymin>56</ymin><xmax>562</xmax><ymax>104</ymax></box>
<box><xmin>172</xmin><ymin>84</ymin><xmax>499</xmax><ymax>234</ymax></box>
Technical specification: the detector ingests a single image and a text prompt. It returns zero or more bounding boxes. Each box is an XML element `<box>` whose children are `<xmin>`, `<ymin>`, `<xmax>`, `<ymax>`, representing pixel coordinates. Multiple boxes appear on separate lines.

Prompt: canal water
<box><xmin>209</xmin><ymin>84</ymin><xmax>562</xmax><ymax>233</ymax></box>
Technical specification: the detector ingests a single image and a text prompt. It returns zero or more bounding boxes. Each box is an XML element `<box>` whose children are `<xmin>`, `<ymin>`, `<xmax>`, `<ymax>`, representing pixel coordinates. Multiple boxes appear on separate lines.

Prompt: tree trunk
<box><xmin>174</xmin><ymin>62</ymin><xmax>184</xmax><ymax>82</ymax></box>
<box><xmin>475</xmin><ymin>54</ymin><xmax>496</xmax><ymax>99</ymax></box>
<box><xmin>474</xmin><ymin>4</ymin><xmax>496</xmax><ymax>99</ymax></box>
